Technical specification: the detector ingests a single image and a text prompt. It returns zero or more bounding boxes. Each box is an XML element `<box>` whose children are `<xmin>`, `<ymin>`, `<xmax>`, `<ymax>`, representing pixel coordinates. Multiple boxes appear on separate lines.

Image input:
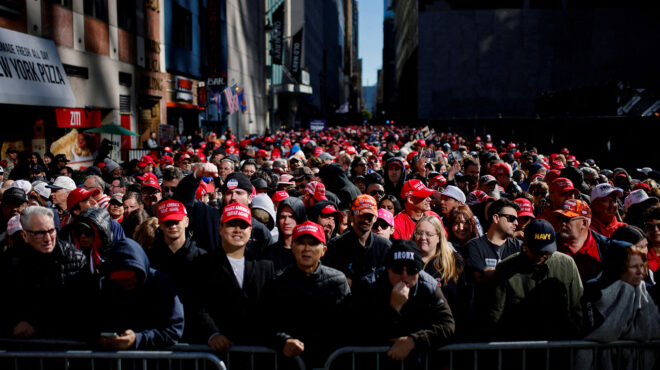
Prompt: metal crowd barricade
<box><xmin>0</xmin><ymin>350</ymin><xmax>226</xmax><ymax>370</ymax></box>
<box><xmin>127</xmin><ymin>149</ymin><xmax>151</xmax><ymax>161</ymax></box>
<box><xmin>0</xmin><ymin>339</ymin><xmax>305</xmax><ymax>370</ymax></box>
<box><xmin>323</xmin><ymin>340</ymin><xmax>660</xmax><ymax>370</ymax></box>
<box><xmin>174</xmin><ymin>344</ymin><xmax>307</xmax><ymax>370</ymax></box>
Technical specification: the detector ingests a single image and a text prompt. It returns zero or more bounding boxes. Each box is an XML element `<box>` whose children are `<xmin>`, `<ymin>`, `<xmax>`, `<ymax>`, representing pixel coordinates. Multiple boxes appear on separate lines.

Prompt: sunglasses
<box><xmin>498</xmin><ymin>213</ymin><xmax>519</xmax><ymax>223</ymax></box>
<box><xmin>391</xmin><ymin>265</ymin><xmax>420</xmax><ymax>275</ymax></box>
<box><xmin>644</xmin><ymin>222</ymin><xmax>660</xmax><ymax>231</ymax></box>
<box><xmin>369</xmin><ymin>190</ymin><xmax>385</xmax><ymax>196</ymax></box>
<box><xmin>372</xmin><ymin>220</ymin><xmax>391</xmax><ymax>230</ymax></box>
<box><xmin>74</xmin><ymin>227</ymin><xmax>94</xmax><ymax>237</ymax></box>
<box><xmin>532</xmin><ymin>191</ymin><xmax>547</xmax><ymax>197</ymax></box>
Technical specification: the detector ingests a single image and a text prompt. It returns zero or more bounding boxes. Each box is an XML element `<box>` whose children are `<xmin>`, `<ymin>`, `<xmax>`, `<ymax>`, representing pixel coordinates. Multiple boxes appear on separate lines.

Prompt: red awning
<box><xmin>55</xmin><ymin>108</ymin><xmax>102</xmax><ymax>128</ymax></box>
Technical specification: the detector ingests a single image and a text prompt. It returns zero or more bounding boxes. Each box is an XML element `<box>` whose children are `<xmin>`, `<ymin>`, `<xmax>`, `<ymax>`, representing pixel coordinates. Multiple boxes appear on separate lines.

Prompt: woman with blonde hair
<box><xmin>413</xmin><ymin>215</ymin><xmax>468</xmax><ymax>337</ymax></box>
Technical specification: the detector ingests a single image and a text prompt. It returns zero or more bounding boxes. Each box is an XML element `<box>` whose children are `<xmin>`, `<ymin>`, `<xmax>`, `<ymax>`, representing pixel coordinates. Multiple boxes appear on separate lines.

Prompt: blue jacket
<box><xmin>98</xmin><ymin>239</ymin><xmax>184</xmax><ymax>349</ymax></box>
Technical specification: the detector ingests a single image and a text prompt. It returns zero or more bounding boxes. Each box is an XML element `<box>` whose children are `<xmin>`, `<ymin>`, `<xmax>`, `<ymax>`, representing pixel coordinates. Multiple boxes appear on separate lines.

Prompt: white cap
<box><xmin>10</xmin><ymin>180</ymin><xmax>31</xmax><ymax>195</ymax></box>
<box><xmin>32</xmin><ymin>181</ymin><xmax>51</xmax><ymax>199</ymax></box>
<box><xmin>47</xmin><ymin>176</ymin><xmax>77</xmax><ymax>191</ymax></box>
<box><xmin>441</xmin><ymin>185</ymin><xmax>466</xmax><ymax>203</ymax></box>
<box><xmin>624</xmin><ymin>189</ymin><xmax>659</xmax><ymax>211</ymax></box>
<box><xmin>590</xmin><ymin>183</ymin><xmax>623</xmax><ymax>201</ymax></box>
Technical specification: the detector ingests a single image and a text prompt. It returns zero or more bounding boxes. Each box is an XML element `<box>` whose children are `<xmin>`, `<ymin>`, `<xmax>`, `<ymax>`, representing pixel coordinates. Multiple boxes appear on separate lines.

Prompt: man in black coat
<box><xmin>191</xmin><ymin>203</ymin><xmax>274</xmax><ymax>349</ymax></box>
<box><xmin>174</xmin><ymin>163</ymin><xmax>272</xmax><ymax>255</ymax></box>
<box><xmin>147</xmin><ymin>199</ymin><xmax>206</xmax><ymax>321</ymax></box>
<box><xmin>324</xmin><ymin>194</ymin><xmax>392</xmax><ymax>286</ymax></box>
<box><xmin>352</xmin><ymin>239</ymin><xmax>455</xmax><ymax>362</ymax></box>
<box><xmin>0</xmin><ymin>206</ymin><xmax>90</xmax><ymax>339</ymax></box>
<box><xmin>262</xmin><ymin>221</ymin><xmax>351</xmax><ymax>369</ymax></box>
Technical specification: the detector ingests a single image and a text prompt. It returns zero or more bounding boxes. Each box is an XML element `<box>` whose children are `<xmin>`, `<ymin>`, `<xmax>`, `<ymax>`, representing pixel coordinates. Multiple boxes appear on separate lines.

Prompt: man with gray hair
<box><xmin>83</xmin><ymin>175</ymin><xmax>111</xmax><ymax>210</ymax></box>
<box><xmin>0</xmin><ymin>206</ymin><xmax>90</xmax><ymax>339</ymax></box>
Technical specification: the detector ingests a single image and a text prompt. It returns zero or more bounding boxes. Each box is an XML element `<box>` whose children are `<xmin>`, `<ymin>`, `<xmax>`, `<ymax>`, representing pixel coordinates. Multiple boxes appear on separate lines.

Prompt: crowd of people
<box><xmin>0</xmin><ymin>125</ymin><xmax>659</xmax><ymax>368</ymax></box>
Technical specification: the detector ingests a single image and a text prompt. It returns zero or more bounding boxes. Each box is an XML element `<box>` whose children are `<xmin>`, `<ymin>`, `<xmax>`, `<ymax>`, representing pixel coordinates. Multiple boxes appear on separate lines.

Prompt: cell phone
<box><xmin>100</xmin><ymin>332</ymin><xmax>119</xmax><ymax>339</ymax></box>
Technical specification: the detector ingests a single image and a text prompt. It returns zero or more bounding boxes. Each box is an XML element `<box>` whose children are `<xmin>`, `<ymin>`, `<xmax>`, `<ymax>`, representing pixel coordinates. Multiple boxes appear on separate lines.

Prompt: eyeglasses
<box><xmin>25</xmin><ymin>228</ymin><xmax>56</xmax><ymax>239</ymax></box>
<box><xmin>369</xmin><ymin>190</ymin><xmax>385</xmax><ymax>196</ymax></box>
<box><xmin>391</xmin><ymin>265</ymin><xmax>420</xmax><ymax>275</ymax></box>
<box><xmin>559</xmin><ymin>216</ymin><xmax>584</xmax><ymax>224</ymax></box>
<box><xmin>497</xmin><ymin>214</ymin><xmax>519</xmax><ymax>223</ymax></box>
<box><xmin>162</xmin><ymin>186</ymin><xmax>177</xmax><ymax>193</ymax></box>
<box><xmin>644</xmin><ymin>222</ymin><xmax>660</xmax><ymax>231</ymax></box>
<box><xmin>413</xmin><ymin>231</ymin><xmax>438</xmax><ymax>238</ymax></box>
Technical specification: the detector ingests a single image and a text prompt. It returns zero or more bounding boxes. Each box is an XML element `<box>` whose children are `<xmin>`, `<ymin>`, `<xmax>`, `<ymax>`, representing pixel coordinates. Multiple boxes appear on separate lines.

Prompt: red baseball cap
<box><xmin>179</xmin><ymin>153</ymin><xmax>191</xmax><ymax>161</ymax></box>
<box><xmin>305</xmin><ymin>181</ymin><xmax>328</xmax><ymax>201</ymax></box>
<box><xmin>138</xmin><ymin>155</ymin><xmax>156</xmax><ymax>167</ymax></box>
<box><xmin>138</xmin><ymin>172</ymin><xmax>158</xmax><ymax>182</ymax></box>
<box><xmin>160</xmin><ymin>156</ymin><xmax>174</xmax><ymax>165</ymax></box>
<box><xmin>272</xmin><ymin>190</ymin><xmax>290</xmax><ymax>202</ymax></box>
<box><xmin>428</xmin><ymin>175</ymin><xmax>447</xmax><ymax>190</ymax></box>
<box><xmin>221</xmin><ymin>203</ymin><xmax>252</xmax><ymax>225</ymax></box>
<box><xmin>256</xmin><ymin>149</ymin><xmax>269</xmax><ymax>158</ymax></box>
<box><xmin>551</xmin><ymin>160</ymin><xmax>565</xmax><ymax>170</ymax></box>
<box><xmin>225</xmin><ymin>140</ymin><xmax>235</xmax><ymax>147</ymax></box>
<box><xmin>164</xmin><ymin>146</ymin><xmax>172</xmax><ymax>153</ymax></box>
<box><xmin>157</xmin><ymin>199</ymin><xmax>188</xmax><ymax>223</ymax></box>
<box><xmin>320</xmin><ymin>204</ymin><xmax>342</xmax><ymax>219</ymax></box>
<box><xmin>67</xmin><ymin>187</ymin><xmax>100</xmax><ymax>210</ymax></box>
<box><xmin>345</xmin><ymin>146</ymin><xmax>357</xmax><ymax>155</ymax></box>
<box><xmin>490</xmin><ymin>163</ymin><xmax>511</xmax><ymax>177</ymax></box>
<box><xmin>550</xmin><ymin>177</ymin><xmax>578</xmax><ymax>195</ymax></box>
<box><xmin>401</xmin><ymin>179</ymin><xmax>435</xmax><ymax>199</ymax></box>
<box><xmin>196</xmin><ymin>181</ymin><xmax>214</xmax><ymax>200</ymax></box>
<box><xmin>292</xmin><ymin>220</ymin><xmax>326</xmax><ymax>245</ymax></box>
<box><xmin>514</xmin><ymin>198</ymin><xmax>535</xmax><ymax>218</ymax></box>
<box><xmin>416</xmin><ymin>139</ymin><xmax>426</xmax><ymax>147</ymax></box>
<box><xmin>313</xmin><ymin>147</ymin><xmax>324</xmax><ymax>157</ymax></box>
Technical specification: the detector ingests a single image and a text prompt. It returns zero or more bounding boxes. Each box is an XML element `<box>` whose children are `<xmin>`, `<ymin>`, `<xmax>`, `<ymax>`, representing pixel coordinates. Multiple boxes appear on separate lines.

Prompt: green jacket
<box><xmin>487</xmin><ymin>251</ymin><xmax>584</xmax><ymax>340</ymax></box>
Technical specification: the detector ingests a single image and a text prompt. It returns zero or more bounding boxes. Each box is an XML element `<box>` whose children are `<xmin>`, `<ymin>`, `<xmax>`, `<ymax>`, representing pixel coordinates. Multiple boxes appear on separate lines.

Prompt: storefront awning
<box><xmin>0</xmin><ymin>27</ymin><xmax>76</xmax><ymax>107</ymax></box>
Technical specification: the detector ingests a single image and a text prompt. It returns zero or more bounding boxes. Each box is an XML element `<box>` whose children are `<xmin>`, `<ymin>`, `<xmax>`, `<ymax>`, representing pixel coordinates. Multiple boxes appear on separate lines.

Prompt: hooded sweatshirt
<box><xmin>98</xmin><ymin>239</ymin><xmax>184</xmax><ymax>349</ymax></box>
<box><xmin>318</xmin><ymin>163</ymin><xmax>361</xmax><ymax>211</ymax></box>
<box><xmin>73</xmin><ymin>208</ymin><xmax>115</xmax><ymax>274</ymax></box>
<box><xmin>251</xmin><ymin>193</ymin><xmax>279</xmax><ymax>241</ymax></box>
<box><xmin>264</xmin><ymin>197</ymin><xmax>308</xmax><ymax>273</ymax></box>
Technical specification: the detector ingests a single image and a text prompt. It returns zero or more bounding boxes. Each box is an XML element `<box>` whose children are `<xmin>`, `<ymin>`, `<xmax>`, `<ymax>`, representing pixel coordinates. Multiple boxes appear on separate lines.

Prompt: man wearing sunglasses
<box><xmin>352</xmin><ymin>239</ymin><xmax>455</xmax><ymax>361</ymax></box>
<box><xmin>465</xmin><ymin>198</ymin><xmax>523</xmax><ymax>339</ymax></box>
<box><xmin>2</xmin><ymin>206</ymin><xmax>89</xmax><ymax>340</ymax></box>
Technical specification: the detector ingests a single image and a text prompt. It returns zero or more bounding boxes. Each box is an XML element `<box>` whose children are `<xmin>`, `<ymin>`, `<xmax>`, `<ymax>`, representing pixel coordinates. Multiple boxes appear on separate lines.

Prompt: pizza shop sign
<box><xmin>0</xmin><ymin>27</ymin><xmax>75</xmax><ymax>107</ymax></box>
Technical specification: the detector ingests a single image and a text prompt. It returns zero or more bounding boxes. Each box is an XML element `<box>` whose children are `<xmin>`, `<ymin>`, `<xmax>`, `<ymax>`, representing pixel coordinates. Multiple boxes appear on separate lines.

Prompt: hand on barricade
<box><xmin>194</xmin><ymin>163</ymin><xmax>219</xmax><ymax>179</ymax></box>
<box><xmin>283</xmin><ymin>338</ymin><xmax>304</xmax><ymax>357</ymax></box>
<box><xmin>13</xmin><ymin>321</ymin><xmax>35</xmax><ymax>338</ymax></box>
<box><xmin>390</xmin><ymin>281</ymin><xmax>410</xmax><ymax>312</ymax></box>
<box><xmin>100</xmin><ymin>329</ymin><xmax>136</xmax><ymax>350</ymax></box>
<box><xmin>208</xmin><ymin>334</ymin><xmax>233</xmax><ymax>352</ymax></box>
<box><xmin>387</xmin><ymin>336</ymin><xmax>415</xmax><ymax>361</ymax></box>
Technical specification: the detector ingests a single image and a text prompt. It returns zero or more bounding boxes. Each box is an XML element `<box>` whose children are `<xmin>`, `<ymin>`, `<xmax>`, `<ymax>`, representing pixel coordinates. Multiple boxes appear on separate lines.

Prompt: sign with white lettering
<box><xmin>55</xmin><ymin>108</ymin><xmax>101</xmax><ymax>128</ymax></box>
<box><xmin>0</xmin><ymin>27</ymin><xmax>76</xmax><ymax>107</ymax></box>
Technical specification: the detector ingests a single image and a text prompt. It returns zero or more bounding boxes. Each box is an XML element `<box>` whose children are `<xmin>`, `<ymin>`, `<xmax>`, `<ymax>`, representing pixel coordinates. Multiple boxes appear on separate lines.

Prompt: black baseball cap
<box><xmin>222</xmin><ymin>172</ymin><xmax>253</xmax><ymax>194</ymax></box>
<box><xmin>523</xmin><ymin>219</ymin><xmax>557</xmax><ymax>254</ymax></box>
<box><xmin>385</xmin><ymin>239</ymin><xmax>424</xmax><ymax>271</ymax></box>
<box><xmin>55</xmin><ymin>154</ymin><xmax>69</xmax><ymax>163</ymax></box>
<box><xmin>2</xmin><ymin>188</ymin><xmax>28</xmax><ymax>205</ymax></box>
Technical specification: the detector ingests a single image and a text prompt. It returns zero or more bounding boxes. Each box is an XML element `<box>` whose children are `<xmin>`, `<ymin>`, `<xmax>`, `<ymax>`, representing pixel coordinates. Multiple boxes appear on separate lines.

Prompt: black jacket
<box><xmin>189</xmin><ymin>250</ymin><xmax>275</xmax><ymax>344</ymax></box>
<box><xmin>352</xmin><ymin>268</ymin><xmax>455</xmax><ymax>350</ymax></box>
<box><xmin>174</xmin><ymin>174</ymin><xmax>273</xmax><ymax>255</ymax></box>
<box><xmin>324</xmin><ymin>229</ymin><xmax>392</xmax><ymax>282</ymax></box>
<box><xmin>97</xmin><ymin>238</ymin><xmax>184</xmax><ymax>349</ymax></box>
<box><xmin>0</xmin><ymin>238</ymin><xmax>91</xmax><ymax>339</ymax></box>
<box><xmin>262</xmin><ymin>263</ymin><xmax>351</xmax><ymax>368</ymax></box>
<box><xmin>147</xmin><ymin>233</ymin><xmax>207</xmax><ymax>301</ymax></box>
<box><xmin>318</xmin><ymin>163</ymin><xmax>361</xmax><ymax>210</ymax></box>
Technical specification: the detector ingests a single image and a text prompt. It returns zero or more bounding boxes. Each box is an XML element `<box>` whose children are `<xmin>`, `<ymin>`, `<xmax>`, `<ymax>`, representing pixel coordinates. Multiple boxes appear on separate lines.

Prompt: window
<box><xmin>172</xmin><ymin>3</ymin><xmax>192</xmax><ymax>50</ymax></box>
<box><xmin>117</xmin><ymin>0</ymin><xmax>136</xmax><ymax>32</ymax></box>
<box><xmin>84</xmin><ymin>0</ymin><xmax>108</xmax><ymax>22</ymax></box>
